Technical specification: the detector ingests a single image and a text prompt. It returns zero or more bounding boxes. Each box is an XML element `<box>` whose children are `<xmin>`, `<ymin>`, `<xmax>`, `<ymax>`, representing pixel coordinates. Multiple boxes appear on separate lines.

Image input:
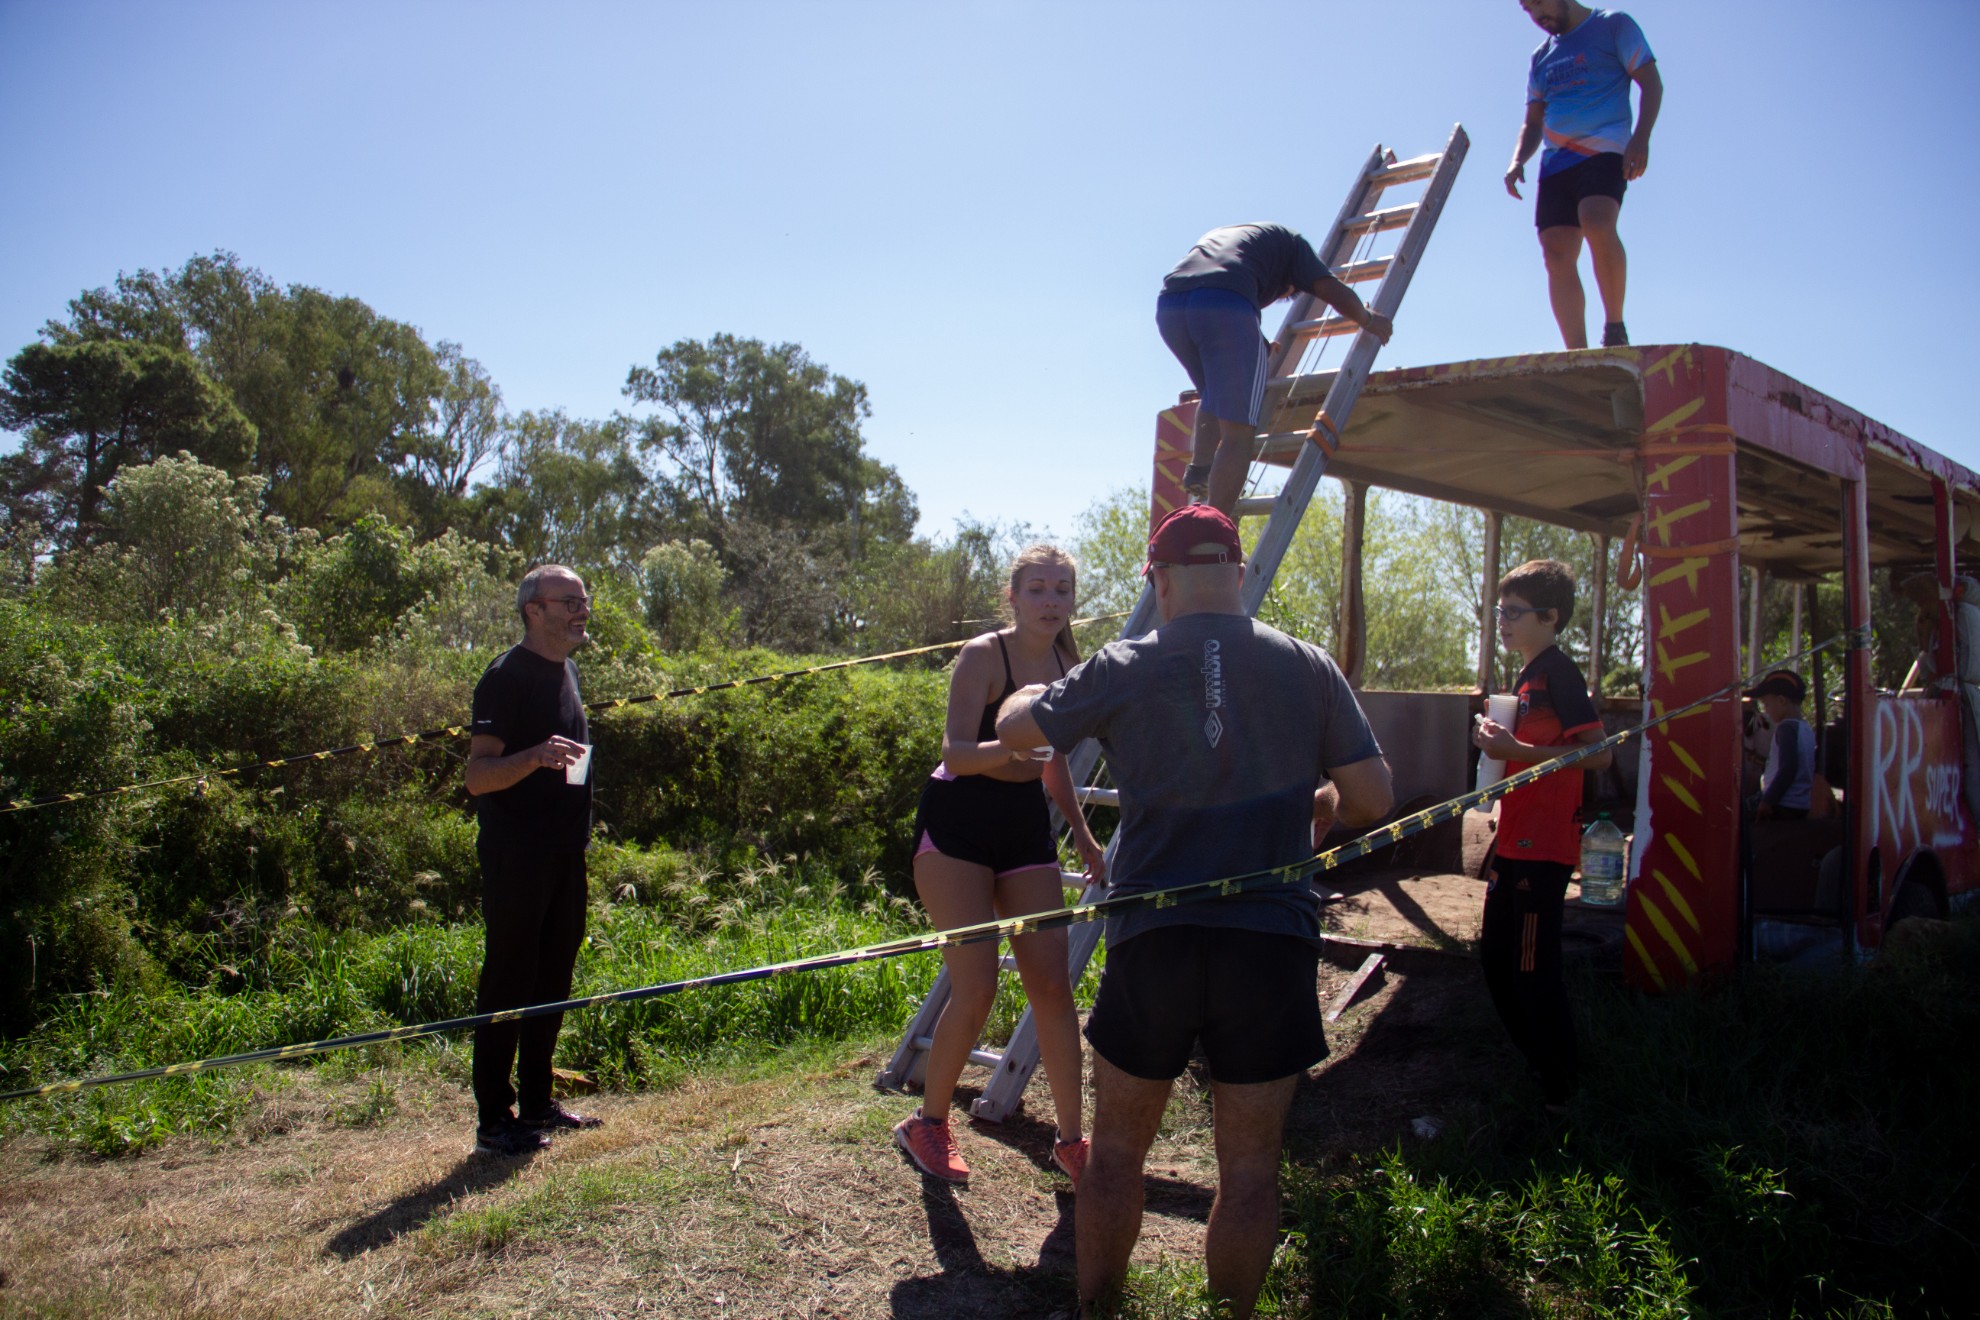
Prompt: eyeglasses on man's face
<box><xmin>1493</xmin><ymin>603</ymin><xmax>1540</xmax><ymax>622</ymax></box>
<box><xmin>537</xmin><ymin>594</ymin><xmax>591</xmax><ymax>612</ymax></box>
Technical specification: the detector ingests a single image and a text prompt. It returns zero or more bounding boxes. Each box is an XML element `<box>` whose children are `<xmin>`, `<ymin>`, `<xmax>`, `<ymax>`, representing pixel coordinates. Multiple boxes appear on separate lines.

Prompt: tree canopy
<box><xmin>0</xmin><ymin>339</ymin><xmax>254</xmax><ymax>547</ymax></box>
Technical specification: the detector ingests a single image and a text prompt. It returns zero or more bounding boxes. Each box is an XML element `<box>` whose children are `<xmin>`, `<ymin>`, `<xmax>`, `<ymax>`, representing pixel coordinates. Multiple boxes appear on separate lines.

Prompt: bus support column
<box><xmin>1932</xmin><ymin>477</ymin><xmax>1957</xmax><ymax>686</ymax></box>
<box><xmin>1626</xmin><ymin>347</ymin><xmax>1745</xmax><ymax>991</ymax></box>
<box><xmin>1339</xmin><ymin>480</ymin><xmax>1368</xmax><ymax>686</ymax></box>
<box><xmin>1478</xmin><ymin>511</ymin><xmax>1503</xmax><ymax>693</ymax></box>
<box><xmin>1843</xmin><ymin>475</ymin><xmax>1874</xmax><ymax>948</ymax></box>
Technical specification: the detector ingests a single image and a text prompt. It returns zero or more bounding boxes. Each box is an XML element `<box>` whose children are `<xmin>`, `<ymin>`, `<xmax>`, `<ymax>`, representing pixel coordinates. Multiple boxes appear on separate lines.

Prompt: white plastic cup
<box><xmin>564</xmin><ymin>742</ymin><xmax>593</xmax><ymax>785</ymax></box>
<box><xmin>1472</xmin><ymin>693</ymin><xmax>1519</xmax><ymax>803</ymax></box>
<box><xmin>1031</xmin><ymin>745</ymin><xmax>1055</xmax><ymax>762</ymax></box>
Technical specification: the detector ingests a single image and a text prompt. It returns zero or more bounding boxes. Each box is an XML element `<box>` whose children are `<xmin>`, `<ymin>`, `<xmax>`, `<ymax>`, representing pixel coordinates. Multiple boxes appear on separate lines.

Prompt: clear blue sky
<box><xmin>4</xmin><ymin>0</ymin><xmax>1976</xmax><ymax>543</ymax></box>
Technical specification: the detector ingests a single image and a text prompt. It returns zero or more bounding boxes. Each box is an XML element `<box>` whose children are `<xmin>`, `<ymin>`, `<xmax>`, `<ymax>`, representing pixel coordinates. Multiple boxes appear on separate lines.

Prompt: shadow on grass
<box><xmin>887</xmin><ymin>1176</ymin><xmax>1077</xmax><ymax>1319</ymax></box>
<box><xmin>322</xmin><ymin>1149</ymin><xmax>538</xmax><ymax>1258</ymax></box>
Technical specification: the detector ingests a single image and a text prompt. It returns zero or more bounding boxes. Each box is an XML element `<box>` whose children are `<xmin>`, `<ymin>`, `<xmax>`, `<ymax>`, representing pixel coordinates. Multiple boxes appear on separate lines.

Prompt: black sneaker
<box><xmin>518</xmin><ymin>1102</ymin><xmax>603</xmax><ymax>1132</ymax></box>
<box><xmin>1180</xmin><ymin>462</ymin><xmax>1211</xmax><ymax>499</ymax></box>
<box><xmin>1601</xmin><ymin>321</ymin><xmax>1629</xmax><ymax>347</ymax></box>
<box><xmin>474</xmin><ymin>1117</ymin><xmax>550</xmax><ymax>1156</ymax></box>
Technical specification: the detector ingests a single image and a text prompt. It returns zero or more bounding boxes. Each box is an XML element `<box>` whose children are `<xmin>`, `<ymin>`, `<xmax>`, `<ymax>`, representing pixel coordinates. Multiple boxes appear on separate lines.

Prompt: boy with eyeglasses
<box><xmin>1471</xmin><ymin>558</ymin><xmax>1612</xmax><ymax>1112</ymax></box>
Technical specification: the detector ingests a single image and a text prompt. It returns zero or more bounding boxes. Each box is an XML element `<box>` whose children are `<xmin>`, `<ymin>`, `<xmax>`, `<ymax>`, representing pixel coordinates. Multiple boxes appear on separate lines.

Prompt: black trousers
<box><xmin>1480</xmin><ymin>857</ymin><xmax>1579</xmax><ymax>1105</ymax></box>
<box><xmin>472</xmin><ymin>844</ymin><xmax>587</xmax><ymax>1123</ymax></box>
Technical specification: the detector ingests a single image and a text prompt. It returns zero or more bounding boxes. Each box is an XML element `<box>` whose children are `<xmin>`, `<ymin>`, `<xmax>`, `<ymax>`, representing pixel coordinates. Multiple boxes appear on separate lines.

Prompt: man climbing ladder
<box><xmin>1156</xmin><ymin>223</ymin><xmax>1391</xmax><ymax>516</ymax></box>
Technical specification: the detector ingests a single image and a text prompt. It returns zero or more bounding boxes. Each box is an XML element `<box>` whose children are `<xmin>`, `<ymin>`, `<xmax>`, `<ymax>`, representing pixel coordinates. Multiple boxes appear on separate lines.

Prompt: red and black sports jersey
<box><xmin>1499</xmin><ymin>645</ymin><xmax>1602</xmax><ymax>866</ymax></box>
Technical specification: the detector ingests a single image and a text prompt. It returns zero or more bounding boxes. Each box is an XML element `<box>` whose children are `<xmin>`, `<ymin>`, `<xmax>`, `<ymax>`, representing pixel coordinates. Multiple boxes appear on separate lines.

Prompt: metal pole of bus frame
<box><xmin>1933</xmin><ymin>477</ymin><xmax>1958</xmax><ymax>685</ymax></box>
<box><xmin>1747</xmin><ymin>565</ymin><xmax>1764</xmax><ymax>681</ymax></box>
<box><xmin>1791</xmin><ymin>583</ymin><xmax>1804</xmax><ymax>662</ymax></box>
<box><xmin>1588</xmin><ymin>532</ymin><xmax>1609</xmax><ymax>700</ymax></box>
<box><xmin>1809</xmin><ymin>584</ymin><xmax>1828</xmax><ymax>774</ymax></box>
<box><xmin>1842</xmin><ymin>476</ymin><xmax>1874</xmax><ymax>947</ymax></box>
<box><xmin>1478</xmin><ymin>510</ymin><xmax>1503</xmax><ymax>693</ymax></box>
<box><xmin>1340</xmin><ymin>480</ymin><xmax>1368</xmax><ymax>687</ymax></box>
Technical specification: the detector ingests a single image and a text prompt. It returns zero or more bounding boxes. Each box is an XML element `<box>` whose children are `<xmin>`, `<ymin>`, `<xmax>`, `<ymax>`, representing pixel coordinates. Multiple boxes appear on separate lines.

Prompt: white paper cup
<box><xmin>564</xmin><ymin>743</ymin><xmax>593</xmax><ymax>785</ymax></box>
<box><xmin>1472</xmin><ymin>693</ymin><xmax>1520</xmax><ymax>803</ymax></box>
<box><xmin>1031</xmin><ymin>746</ymin><xmax>1055</xmax><ymax>762</ymax></box>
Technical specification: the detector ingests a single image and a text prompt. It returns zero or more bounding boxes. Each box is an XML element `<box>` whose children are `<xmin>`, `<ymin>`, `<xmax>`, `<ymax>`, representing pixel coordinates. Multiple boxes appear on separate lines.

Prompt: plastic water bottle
<box><xmin>1579</xmin><ymin>814</ymin><xmax>1627</xmax><ymax>906</ymax></box>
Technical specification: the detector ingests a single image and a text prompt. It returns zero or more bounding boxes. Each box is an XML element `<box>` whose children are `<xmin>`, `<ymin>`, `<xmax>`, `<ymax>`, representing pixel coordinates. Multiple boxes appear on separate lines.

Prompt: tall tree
<box><xmin>397</xmin><ymin>340</ymin><xmax>502</xmax><ymax>536</ymax></box>
<box><xmin>34</xmin><ymin>252</ymin><xmax>498</xmax><ymax>533</ymax></box>
<box><xmin>622</xmin><ymin>334</ymin><xmax>914</xmax><ymax>550</ymax></box>
<box><xmin>469</xmin><ymin>409</ymin><xmax>655</xmax><ymax>574</ymax></box>
<box><xmin>0</xmin><ymin>339</ymin><xmax>254</xmax><ymax>546</ymax></box>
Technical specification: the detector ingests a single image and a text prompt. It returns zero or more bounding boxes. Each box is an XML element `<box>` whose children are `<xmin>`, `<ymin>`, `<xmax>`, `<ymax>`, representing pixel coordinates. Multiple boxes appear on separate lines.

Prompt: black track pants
<box><xmin>1480</xmin><ymin>857</ymin><xmax>1579</xmax><ymax>1105</ymax></box>
<box><xmin>472</xmin><ymin>845</ymin><xmax>587</xmax><ymax>1123</ymax></box>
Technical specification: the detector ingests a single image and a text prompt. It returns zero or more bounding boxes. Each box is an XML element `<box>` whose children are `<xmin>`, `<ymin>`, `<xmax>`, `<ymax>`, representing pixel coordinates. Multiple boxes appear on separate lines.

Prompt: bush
<box><xmin>595</xmin><ymin>650</ymin><xmax>946</xmax><ymax>883</ymax></box>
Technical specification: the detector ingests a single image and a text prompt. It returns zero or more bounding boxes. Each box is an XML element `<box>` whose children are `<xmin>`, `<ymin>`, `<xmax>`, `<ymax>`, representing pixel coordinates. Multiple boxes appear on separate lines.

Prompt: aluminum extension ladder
<box><xmin>877</xmin><ymin>125</ymin><xmax>1469</xmax><ymax>1122</ymax></box>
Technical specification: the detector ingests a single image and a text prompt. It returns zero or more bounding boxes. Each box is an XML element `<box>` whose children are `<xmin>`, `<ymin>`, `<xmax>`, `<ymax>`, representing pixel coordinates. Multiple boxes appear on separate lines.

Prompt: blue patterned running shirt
<box><xmin>1527</xmin><ymin>9</ymin><xmax>1655</xmax><ymax>177</ymax></box>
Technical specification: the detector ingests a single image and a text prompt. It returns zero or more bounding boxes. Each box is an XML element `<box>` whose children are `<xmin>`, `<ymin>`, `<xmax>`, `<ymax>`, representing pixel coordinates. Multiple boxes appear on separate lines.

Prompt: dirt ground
<box><xmin>0</xmin><ymin>858</ymin><xmax>1625</xmax><ymax>1319</ymax></box>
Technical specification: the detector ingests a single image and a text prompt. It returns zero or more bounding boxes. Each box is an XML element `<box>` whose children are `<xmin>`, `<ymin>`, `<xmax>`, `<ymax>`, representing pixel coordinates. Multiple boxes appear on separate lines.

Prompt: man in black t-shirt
<box><xmin>1157</xmin><ymin>223</ymin><xmax>1393</xmax><ymax>516</ymax></box>
<box><xmin>464</xmin><ymin>563</ymin><xmax>602</xmax><ymax>1155</ymax></box>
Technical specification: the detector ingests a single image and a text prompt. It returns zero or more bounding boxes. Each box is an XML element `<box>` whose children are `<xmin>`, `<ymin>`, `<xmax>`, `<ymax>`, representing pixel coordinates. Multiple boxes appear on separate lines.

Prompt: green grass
<box><xmin>1103</xmin><ymin>916</ymin><xmax>1980</xmax><ymax>1319</ymax></box>
<box><xmin>0</xmin><ymin>894</ymin><xmax>934</xmax><ymax>1155</ymax></box>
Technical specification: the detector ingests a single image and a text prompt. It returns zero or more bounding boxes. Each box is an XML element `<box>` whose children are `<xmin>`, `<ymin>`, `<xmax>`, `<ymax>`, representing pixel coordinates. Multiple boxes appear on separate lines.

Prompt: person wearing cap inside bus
<box><xmin>994</xmin><ymin>504</ymin><xmax>1392</xmax><ymax>1319</ymax></box>
<box><xmin>1747</xmin><ymin>670</ymin><xmax>1813</xmax><ymax>821</ymax></box>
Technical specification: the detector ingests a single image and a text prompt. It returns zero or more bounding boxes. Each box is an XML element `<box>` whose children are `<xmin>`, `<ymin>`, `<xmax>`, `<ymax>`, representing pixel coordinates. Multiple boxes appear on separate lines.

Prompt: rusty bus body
<box><xmin>1149</xmin><ymin>344</ymin><xmax>1979</xmax><ymax>989</ymax></box>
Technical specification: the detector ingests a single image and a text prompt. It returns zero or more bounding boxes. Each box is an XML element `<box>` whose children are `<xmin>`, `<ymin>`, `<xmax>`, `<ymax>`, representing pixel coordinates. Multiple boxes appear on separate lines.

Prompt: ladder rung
<box><xmin>1367</xmin><ymin>153</ymin><xmax>1440</xmax><ymax>187</ymax></box>
<box><xmin>912</xmin><ymin>1036</ymin><xmax>1005</xmax><ymax>1070</ymax></box>
<box><xmin>1288</xmin><ymin>315</ymin><xmax>1365</xmax><ymax>340</ymax></box>
<box><xmin>1264</xmin><ymin>367</ymin><xmax>1340</xmax><ymax>398</ymax></box>
<box><xmin>1234</xmin><ymin>495</ymin><xmax>1278</xmax><ymax>519</ymax></box>
<box><xmin>1341</xmin><ymin>204</ymin><xmax>1417</xmax><ymax>236</ymax></box>
<box><xmin>1332</xmin><ymin>256</ymin><xmax>1393</xmax><ymax>285</ymax></box>
<box><xmin>1075</xmin><ymin>786</ymin><xmax>1120</xmax><ymax>807</ymax></box>
<box><xmin>1253</xmin><ymin>432</ymin><xmax>1311</xmax><ymax>462</ymax></box>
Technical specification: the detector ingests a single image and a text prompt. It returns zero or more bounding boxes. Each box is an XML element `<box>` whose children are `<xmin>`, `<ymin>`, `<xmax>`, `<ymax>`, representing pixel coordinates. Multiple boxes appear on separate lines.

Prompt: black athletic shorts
<box><xmin>1535</xmin><ymin>151</ymin><xmax>1627</xmax><ymax>231</ymax></box>
<box><xmin>912</xmin><ymin>773</ymin><xmax>1059</xmax><ymax>877</ymax></box>
<box><xmin>1084</xmin><ymin>925</ymin><xmax>1328</xmax><ymax>1084</ymax></box>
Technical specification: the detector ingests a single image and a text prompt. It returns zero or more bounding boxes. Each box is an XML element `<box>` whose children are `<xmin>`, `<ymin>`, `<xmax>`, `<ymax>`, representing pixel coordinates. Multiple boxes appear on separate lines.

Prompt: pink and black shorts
<box><xmin>912</xmin><ymin>772</ymin><xmax>1059</xmax><ymax>878</ymax></box>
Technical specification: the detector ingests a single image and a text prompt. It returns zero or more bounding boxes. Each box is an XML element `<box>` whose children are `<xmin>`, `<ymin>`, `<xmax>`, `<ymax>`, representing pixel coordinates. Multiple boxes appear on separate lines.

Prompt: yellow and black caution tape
<box><xmin>0</xmin><ymin>631</ymin><xmax>1852</xmax><ymax>1104</ymax></box>
<box><xmin>0</xmin><ymin>613</ymin><xmax>1132</xmax><ymax>817</ymax></box>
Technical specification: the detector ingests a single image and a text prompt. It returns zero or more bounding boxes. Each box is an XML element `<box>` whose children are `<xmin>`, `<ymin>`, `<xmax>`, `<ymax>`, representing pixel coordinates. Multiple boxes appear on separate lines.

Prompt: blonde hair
<box><xmin>1004</xmin><ymin>543</ymin><xmax>1080</xmax><ymax>661</ymax></box>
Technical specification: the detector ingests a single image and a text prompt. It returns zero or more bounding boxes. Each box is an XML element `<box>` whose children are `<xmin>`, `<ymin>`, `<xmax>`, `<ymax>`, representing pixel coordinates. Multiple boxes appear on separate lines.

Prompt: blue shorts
<box><xmin>1155</xmin><ymin>288</ymin><xmax>1266</xmax><ymax>427</ymax></box>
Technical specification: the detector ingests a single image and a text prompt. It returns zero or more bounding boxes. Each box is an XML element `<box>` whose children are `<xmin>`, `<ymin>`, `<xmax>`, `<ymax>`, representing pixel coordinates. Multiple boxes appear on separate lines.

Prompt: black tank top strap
<box><xmin>977</xmin><ymin>632</ymin><xmax>1020</xmax><ymax>743</ymax></box>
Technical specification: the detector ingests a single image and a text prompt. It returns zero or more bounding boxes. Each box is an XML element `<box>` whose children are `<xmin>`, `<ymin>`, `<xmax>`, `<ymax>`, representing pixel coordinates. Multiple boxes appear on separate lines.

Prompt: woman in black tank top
<box><xmin>892</xmin><ymin>546</ymin><xmax>1107</xmax><ymax>1187</ymax></box>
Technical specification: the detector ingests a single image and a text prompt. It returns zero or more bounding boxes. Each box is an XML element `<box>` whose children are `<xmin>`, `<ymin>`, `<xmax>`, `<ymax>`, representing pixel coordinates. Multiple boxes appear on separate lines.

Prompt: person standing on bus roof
<box><xmin>1473</xmin><ymin>558</ymin><xmax>1612</xmax><ymax>1113</ymax></box>
<box><xmin>1157</xmin><ymin>224</ymin><xmax>1392</xmax><ymax>517</ymax></box>
<box><xmin>1504</xmin><ymin>1</ymin><xmax>1662</xmax><ymax>350</ymax></box>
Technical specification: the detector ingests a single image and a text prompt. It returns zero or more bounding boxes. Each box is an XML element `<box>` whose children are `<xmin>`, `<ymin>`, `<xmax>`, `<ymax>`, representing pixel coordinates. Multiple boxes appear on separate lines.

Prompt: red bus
<box><xmin>1151</xmin><ymin>344</ymin><xmax>1979</xmax><ymax>989</ymax></box>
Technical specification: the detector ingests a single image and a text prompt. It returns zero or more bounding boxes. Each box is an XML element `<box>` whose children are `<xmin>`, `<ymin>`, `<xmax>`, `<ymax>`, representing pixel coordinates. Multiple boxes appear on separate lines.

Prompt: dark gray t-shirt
<box><xmin>1031</xmin><ymin>612</ymin><xmax>1380</xmax><ymax>947</ymax></box>
<box><xmin>1161</xmin><ymin>223</ymin><xmax>1332</xmax><ymax>311</ymax></box>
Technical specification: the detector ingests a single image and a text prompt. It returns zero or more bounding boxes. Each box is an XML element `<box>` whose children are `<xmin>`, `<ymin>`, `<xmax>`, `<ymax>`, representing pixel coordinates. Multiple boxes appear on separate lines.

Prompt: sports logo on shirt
<box><xmin>1202</xmin><ymin>639</ymin><xmax>1226</xmax><ymax>748</ymax></box>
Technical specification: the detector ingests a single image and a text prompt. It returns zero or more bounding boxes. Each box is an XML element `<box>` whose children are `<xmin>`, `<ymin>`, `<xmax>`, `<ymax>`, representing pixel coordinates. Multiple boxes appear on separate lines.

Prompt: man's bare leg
<box><xmin>1077</xmin><ymin>1053</ymin><xmax>1172</xmax><ymax>1313</ymax></box>
<box><xmin>1206</xmin><ymin>415</ymin><xmax>1259</xmax><ymax>517</ymax></box>
<box><xmin>1577</xmin><ymin>195</ymin><xmax>1627</xmax><ymax>334</ymax></box>
<box><xmin>1539</xmin><ymin>224</ymin><xmax>1588</xmax><ymax>349</ymax></box>
<box><xmin>1204</xmin><ymin>1074</ymin><xmax>1299</xmax><ymax>1318</ymax></box>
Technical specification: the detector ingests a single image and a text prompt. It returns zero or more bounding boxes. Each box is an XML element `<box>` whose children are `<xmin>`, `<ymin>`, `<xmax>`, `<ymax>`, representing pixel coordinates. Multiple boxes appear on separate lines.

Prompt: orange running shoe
<box><xmin>1052</xmin><ymin>1131</ymin><xmax>1089</xmax><ymax>1188</ymax></box>
<box><xmin>893</xmin><ymin>1108</ymin><xmax>970</xmax><ymax>1183</ymax></box>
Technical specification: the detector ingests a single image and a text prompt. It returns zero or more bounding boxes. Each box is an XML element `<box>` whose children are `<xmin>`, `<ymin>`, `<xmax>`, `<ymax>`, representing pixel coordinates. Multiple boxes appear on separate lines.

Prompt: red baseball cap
<box><xmin>1144</xmin><ymin>505</ymin><xmax>1243</xmax><ymax>577</ymax></box>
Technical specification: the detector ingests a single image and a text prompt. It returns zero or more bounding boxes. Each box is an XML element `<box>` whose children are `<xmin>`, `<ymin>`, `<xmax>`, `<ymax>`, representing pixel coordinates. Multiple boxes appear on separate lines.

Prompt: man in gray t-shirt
<box><xmin>996</xmin><ymin>505</ymin><xmax>1391</xmax><ymax>1320</ymax></box>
